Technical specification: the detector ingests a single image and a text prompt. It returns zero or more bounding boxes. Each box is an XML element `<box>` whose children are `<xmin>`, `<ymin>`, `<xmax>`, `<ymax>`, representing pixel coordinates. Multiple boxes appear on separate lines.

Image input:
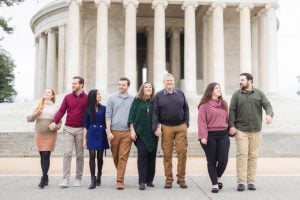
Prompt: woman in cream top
<box><xmin>27</xmin><ymin>88</ymin><xmax>60</xmax><ymax>189</ymax></box>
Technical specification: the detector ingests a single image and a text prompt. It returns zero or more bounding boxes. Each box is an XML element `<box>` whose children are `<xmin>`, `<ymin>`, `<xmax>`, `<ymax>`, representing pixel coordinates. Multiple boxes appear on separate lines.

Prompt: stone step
<box><xmin>0</xmin><ymin>132</ymin><xmax>299</xmax><ymax>157</ymax></box>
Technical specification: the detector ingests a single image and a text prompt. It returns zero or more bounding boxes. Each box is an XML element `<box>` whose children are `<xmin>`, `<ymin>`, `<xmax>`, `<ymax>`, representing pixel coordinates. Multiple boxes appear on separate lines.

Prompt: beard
<box><xmin>240</xmin><ymin>83</ymin><xmax>249</xmax><ymax>90</ymax></box>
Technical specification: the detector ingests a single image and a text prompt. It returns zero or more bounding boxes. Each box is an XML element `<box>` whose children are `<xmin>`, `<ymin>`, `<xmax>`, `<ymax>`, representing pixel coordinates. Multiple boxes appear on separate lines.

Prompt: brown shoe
<box><xmin>116</xmin><ymin>182</ymin><xmax>124</xmax><ymax>190</ymax></box>
<box><xmin>164</xmin><ymin>182</ymin><xmax>172</xmax><ymax>189</ymax></box>
<box><xmin>177</xmin><ymin>180</ymin><xmax>188</xmax><ymax>189</ymax></box>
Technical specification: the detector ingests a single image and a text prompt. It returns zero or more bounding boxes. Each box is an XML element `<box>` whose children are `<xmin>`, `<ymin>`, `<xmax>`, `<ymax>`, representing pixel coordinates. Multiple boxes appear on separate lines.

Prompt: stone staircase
<box><xmin>0</xmin><ymin>95</ymin><xmax>300</xmax><ymax>157</ymax></box>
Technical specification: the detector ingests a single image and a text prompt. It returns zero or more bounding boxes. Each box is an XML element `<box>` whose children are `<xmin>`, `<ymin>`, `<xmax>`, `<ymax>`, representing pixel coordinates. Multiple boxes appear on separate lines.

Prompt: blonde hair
<box><xmin>35</xmin><ymin>88</ymin><xmax>56</xmax><ymax>112</ymax></box>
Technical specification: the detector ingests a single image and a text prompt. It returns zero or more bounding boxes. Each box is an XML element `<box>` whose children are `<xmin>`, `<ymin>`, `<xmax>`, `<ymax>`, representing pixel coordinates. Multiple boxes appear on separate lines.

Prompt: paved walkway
<box><xmin>0</xmin><ymin>157</ymin><xmax>300</xmax><ymax>200</ymax></box>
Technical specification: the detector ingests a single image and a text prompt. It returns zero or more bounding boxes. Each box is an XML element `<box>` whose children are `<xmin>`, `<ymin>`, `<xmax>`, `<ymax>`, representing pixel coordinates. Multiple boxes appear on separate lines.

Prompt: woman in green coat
<box><xmin>128</xmin><ymin>81</ymin><xmax>158</xmax><ymax>190</ymax></box>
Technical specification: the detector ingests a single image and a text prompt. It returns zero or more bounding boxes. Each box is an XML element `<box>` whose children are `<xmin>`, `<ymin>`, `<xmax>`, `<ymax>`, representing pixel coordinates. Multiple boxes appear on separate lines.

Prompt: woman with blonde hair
<box><xmin>27</xmin><ymin>88</ymin><xmax>61</xmax><ymax>189</ymax></box>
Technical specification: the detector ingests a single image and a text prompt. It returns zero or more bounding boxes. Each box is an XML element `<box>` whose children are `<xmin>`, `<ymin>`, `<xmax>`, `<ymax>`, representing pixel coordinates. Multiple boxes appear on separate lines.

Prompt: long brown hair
<box><xmin>35</xmin><ymin>88</ymin><xmax>56</xmax><ymax>112</ymax></box>
<box><xmin>136</xmin><ymin>81</ymin><xmax>155</xmax><ymax>101</ymax></box>
<box><xmin>197</xmin><ymin>82</ymin><xmax>228</xmax><ymax>111</ymax></box>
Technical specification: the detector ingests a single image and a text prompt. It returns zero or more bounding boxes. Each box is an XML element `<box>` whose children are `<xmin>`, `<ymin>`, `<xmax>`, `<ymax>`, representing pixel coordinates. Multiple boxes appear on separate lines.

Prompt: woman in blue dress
<box><xmin>84</xmin><ymin>89</ymin><xmax>109</xmax><ymax>189</ymax></box>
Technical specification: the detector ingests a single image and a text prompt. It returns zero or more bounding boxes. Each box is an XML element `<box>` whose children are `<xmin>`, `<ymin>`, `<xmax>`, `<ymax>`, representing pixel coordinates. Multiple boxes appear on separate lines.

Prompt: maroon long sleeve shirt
<box><xmin>53</xmin><ymin>92</ymin><xmax>88</xmax><ymax>128</ymax></box>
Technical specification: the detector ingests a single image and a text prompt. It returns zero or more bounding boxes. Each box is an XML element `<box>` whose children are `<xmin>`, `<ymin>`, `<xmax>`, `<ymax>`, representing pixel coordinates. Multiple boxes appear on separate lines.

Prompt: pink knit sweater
<box><xmin>197</xmin><ymin>99</ymin><xmax>228</xmax><ymax>140</ymax></box>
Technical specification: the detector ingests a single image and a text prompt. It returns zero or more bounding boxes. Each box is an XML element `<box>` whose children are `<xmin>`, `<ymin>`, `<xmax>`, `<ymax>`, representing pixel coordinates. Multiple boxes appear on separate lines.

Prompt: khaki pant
<box><xmin>161</xmin><ymin>124</ymin><xmax>188</xmax><ymax>183</ymax></box>
<box><xmin>111</xmin><ymin>130</ymin><xmax>132</xmax><ymax>183</ymax></box>
<box><xmin>62</xmin><ymin>126</ymin><xmax>84</xmax><ymax>180</ymax></box>
<box><xmin>235</xmin><ymin>130</ymin><xmax>262</xmax><ymax>184</ymax></box>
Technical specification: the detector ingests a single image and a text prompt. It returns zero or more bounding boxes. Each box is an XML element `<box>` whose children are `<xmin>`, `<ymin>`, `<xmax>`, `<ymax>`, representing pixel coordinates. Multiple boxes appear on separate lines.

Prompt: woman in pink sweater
<box><xmin>198</xmin><ymin>82</ymin><xmax>229</xmax><ymax>193</ymax></box>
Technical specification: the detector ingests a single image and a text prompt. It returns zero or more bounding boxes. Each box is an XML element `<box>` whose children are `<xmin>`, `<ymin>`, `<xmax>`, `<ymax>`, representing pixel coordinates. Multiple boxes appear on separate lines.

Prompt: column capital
<box><xmin>95</xmin><ymin>0</ymin><xmax>110</xmax><ymax>6</ymax></box>
<box><xmin>206</xmin><ymin>7</ymin><xmax>212</xmax><ymax>16</ymax></box>
<box><xmin>38</xmin><ymin>32</ymin><xmax>46</xmax><ymax>38</ymax></box>
<box><xmin>257</xmin><ymin>8</ymin><xmax>266</xmax><ymax>17</ymax></box>
<box><xmin>123</xmin><ymin>0</ymin><xmax>139</xmax><ymax>8</ymax></box>
<box><xmin>182</xmin><ymin>0</ymin><xmax>198</xmax><ymax>10</ymax></box>
<box><xmin>145</xmin><ymin>26</ymin><xmax>154</xmax><ymax>33</ymax></box>
<box><xmin>152</xmin><ymin>0</ymin><xmax>168</xmax><ymax>9</ymax></box>
<box><xmin>265</xmin><ymin>3</ymin><xmax>279</xmax><ymax>10</ymax></box>
<box><xmin>236</xmin><ymin>3</ymin><xmax>254</xmax><ymax>12</ymax></box>
<box><xmin>45</xmin><ymin>28</ymin><xmax>55</xmax><ymax>35</ymax></box>
<box><xmin>211</xmin><ymin>2</ymin><xmax>226</xmax><ymax>10</ymax></box>
<box><xmin>67</xmin><ymin>0</ymin><xmax>82</xmax><ymax>6</ymax></box>
<box><xmin>169</xmin><ymin>27</ymin><xmax>183</xmax><ymax>33</ymax></box>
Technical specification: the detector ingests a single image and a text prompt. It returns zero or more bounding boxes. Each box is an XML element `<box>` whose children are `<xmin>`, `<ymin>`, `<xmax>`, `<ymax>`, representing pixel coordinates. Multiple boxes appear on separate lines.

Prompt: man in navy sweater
<box><xmin>152</xmin><ymin>73</ymin><xmax>189</xmax><ymax>189</ymax></box>
<box><xmin>49</xmin><ymin>76</ymin><xmax>88</xmax><ymax>188</ymax></box>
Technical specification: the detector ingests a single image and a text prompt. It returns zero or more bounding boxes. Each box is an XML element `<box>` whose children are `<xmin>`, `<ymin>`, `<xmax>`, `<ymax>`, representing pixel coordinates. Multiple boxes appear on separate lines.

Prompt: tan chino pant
<box><xmin>235</xmin><ymin>130</ymin><xmax>262</xmax><ymax>184</ymax></box>
<box><xmin>111</xmin><ymin>130</ymin><xmax>132</xmax><ymax>183</ymax></box>
<box><xmin>161</xmin><ymin>123</ymin><xmax>188</xmax><ymax>183</ymax></box>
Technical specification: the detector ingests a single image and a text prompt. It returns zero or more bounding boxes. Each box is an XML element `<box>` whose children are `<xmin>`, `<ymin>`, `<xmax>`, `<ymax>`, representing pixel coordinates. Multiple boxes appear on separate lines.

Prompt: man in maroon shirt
<box><xmin>49</xmin><ymin>76</ymin><xmax>88</xmax><ymax>188</ymax></box>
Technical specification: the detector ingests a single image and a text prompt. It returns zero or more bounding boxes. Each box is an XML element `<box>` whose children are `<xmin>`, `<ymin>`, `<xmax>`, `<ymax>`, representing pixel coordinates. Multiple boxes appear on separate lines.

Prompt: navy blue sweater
<box><xmin>152</xmin><ymin>89</ymin><xmax>189</xmax><ymax>131</ymax></box>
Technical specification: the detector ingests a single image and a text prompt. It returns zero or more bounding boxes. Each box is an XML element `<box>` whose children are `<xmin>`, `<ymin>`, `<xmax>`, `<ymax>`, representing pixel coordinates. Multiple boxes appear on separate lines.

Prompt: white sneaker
<box><xmin>73</xmin><ymin>179</ymin><xmax>82</xmax><ymax>187</ymax></box>
<box><xmin>59</xmin><ymin>178</ymin><xmax>70</xmax><ymax>188</ymax></box>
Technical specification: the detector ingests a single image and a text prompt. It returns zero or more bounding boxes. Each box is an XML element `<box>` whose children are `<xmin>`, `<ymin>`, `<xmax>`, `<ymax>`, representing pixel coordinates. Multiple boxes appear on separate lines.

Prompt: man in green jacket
<box><xmin>229</xmin><ymin>73</ymin><xmax>274</xmax><ymax>192</ymax></box>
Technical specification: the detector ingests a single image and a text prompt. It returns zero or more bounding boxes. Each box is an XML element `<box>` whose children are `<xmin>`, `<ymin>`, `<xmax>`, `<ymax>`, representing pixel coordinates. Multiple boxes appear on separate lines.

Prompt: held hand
<box><xmin>49</xmin><ymin>122</ymin><xmax>57</xmax><ymax>131</ymax></box>
<box><xmin>154</xmin><ymin>127</ymin><xmax>162</xmax><ymax>137</ymax></box>
<box><xmin>229</xmin><ymin>127</ymin><xmax>237</xmax><ymax>136</ymax></box>
<box><xmin>265</xmin><ymin>115</ymin><xmax>273</xmax><ymax>125</ymax></box>
<box><xmin>36</xmin><ymin>109</ymin><xmax>42</xmax><ymax>115</ymax></box>
<box><xmin>130</xmin><ymin>130</ymin><xmax>137</xmax><ymax>141</ymax></box>
<box><xmin>200</xmin><ymin>138</ymin><xmax>207</xmax><ymax>145</ymax></box>
<box><xmin>107</xmin><ymin>132</ymin><xmax>114</xmax><ymax>142</ymax></box>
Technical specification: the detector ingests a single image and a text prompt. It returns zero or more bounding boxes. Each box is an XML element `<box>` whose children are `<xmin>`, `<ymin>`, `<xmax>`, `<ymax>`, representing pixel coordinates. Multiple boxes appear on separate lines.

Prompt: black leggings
<box><xmin>39</xmin><ymin>151</ymin><xmax>51</xmax><ymax>177</ymax></box>
<box><xmin>201</xmin><ymin>130</ymin><xmax>230</xmax><ymax>185</ymax></box>
<box><xmin>89</xmin><ymin>150</ymin><xmax>104</xmax><ymax>177</ymax></box>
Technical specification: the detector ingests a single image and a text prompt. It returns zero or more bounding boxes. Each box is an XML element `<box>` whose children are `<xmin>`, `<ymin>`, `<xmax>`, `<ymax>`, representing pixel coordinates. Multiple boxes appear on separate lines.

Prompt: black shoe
<box><xmin>218</xmin><ymin>182</ymin><xmax>223</xmax><ymax>190</ymax></box>
<box><xmin>44</xmin><ymin>175</ymin><xmax>49</xmax><ymax>186</ymax></box>
<box><xmin>96</xmin><ymin>175</ymin><xmax>101</xmax><ymax>186</ymax></box>
<box><xmin>247</xmin><ymin>183</ymin><xmax>256</xmax><ymax>191</ymax></box>
<box><xmin>146</xmin><ymin>183</ymin><xmax>155</xmax><ymax>187</ymax></box>
<box><xmin>211</xmin><ymin>188</ymin><xmax>219</xmax><ymax>193</ymax></box>
<box><xmin>139</xmin><ymin>183</ymin><xmax>145</xmax><ymax>190</ymax></box>
<box><xmin>237</xmin><ymin>184</ymin><xmax>245</xmax><ymax>191</ymax></box>
<box><xmin>38</xmin><ymin>176</ymin><xmax>45</xmax><ymax>189</ymax></box>
<box><xmin>88</xmin><ymin>176</ymin><xmax>96</xmax><ymax>189</ymax></box>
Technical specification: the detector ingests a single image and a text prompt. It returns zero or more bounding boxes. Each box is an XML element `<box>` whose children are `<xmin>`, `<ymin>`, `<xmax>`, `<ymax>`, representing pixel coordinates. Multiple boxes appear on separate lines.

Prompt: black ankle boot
<box><xmin>96</xmin><ymin>174</ymin><xmax>101</xmax><ymax>186</ymax></box>
<box><xmin>88</xmin><ymin>176</ymin><xmax>96</xmax><ymax>189</ymax></box>
<box><xmin>38</xmin><ymin>176</ymin><xmax>45</xmax><ymax>189</ymax></box>
<box><xmin>44</xmin><ymin>175</ymin><xmax>49</xmax><ymax>186</ymax></box>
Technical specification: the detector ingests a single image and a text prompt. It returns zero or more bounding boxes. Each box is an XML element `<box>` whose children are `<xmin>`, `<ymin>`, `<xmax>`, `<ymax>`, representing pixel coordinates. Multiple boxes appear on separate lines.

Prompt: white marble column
<box><xmin>182</xmin><ymin>1</ymin><xmax>198</xmax><ymax>94</ymax></box>
<box><xmin>206</xmin><ymin>9</ymin><xmax>214</xmax><ymax>84</ymax></box>
<box><xmin>211</xmin><ymin>3</ymin><xmax>226</xmax><ymax>92</ymax></box>
<box><xmin>34</xmin><ymin>38</ymin><xmax>39</xmax><ymax>99</ymax></box>
<box><xmin>37</xmin><ymin>33</ymin><xmax>47</xmax><ymax>97</ymax></box>
<box><xmin>170</xmin><ymin>27</ymin><xmax>181</xmax><ymax>88</ymax></box>
<box><xmin>238</xmin><ymin>3</ymin><xmax>254</xmax><ymax>74</ymax></box>
<box><xmin>266</xmin><ymin>3</ymin><xmax>279</xmax><ymax>94</ymax></box>
<box><xmin>251</xmin><ymin>16</ymin><xmax>260</xmax><ymax>87</ymax></box>
<box><xmin>46</xmin><ymin>29</ymin><xmax>57</xmax><ymax>90</ymax></box>
<box><xmin>65</xmin><ymin>0</ymin><xmax>81</xmax><ymax>91</ymax></box>
<box><xmin>202</xmin><ymin>14</ymin><xmax>209</xmax><ymax>90</ymax></box>
<box><xmin>58</xmin><ymin>25</ymin><xmax>65</xmax><ymax>94</ymax></box>
<box><xmin>146</xmin><ymin>27</ymin><xmax>154</xmax><ymax>83</ymax></box>
<box><xmin>95</xmin><ymin>0</ymin><xmax>110</xmax><ymax>94</ymax></box>
<box><xmin>124</xmin><ymin>0</ymin><xmax>139</xmax><ymax>93</ymax></box>
<box><xmin>258</xmin><ymin>9</ymin><xmax>268</xmax><ymax>93</ymax></box>
<box><xmin>152</xmin><ymin>0</ymin><xmax>168</xmax><ymax>91</ymax></box>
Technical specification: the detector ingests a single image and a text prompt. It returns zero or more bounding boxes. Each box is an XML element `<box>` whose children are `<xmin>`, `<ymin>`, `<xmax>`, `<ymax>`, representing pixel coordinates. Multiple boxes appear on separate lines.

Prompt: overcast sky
<box><xmin>0</xmin><ymin>0</ymin><xmax>299</xmax><ymax>102</ymax></box>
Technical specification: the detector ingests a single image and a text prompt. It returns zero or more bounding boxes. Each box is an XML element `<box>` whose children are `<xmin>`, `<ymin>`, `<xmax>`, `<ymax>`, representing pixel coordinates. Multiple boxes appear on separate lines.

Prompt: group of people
<box><xmin>27</xmin><ymin>72</ymin><xmax>273</xmax><ymax>194</ymax></box>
